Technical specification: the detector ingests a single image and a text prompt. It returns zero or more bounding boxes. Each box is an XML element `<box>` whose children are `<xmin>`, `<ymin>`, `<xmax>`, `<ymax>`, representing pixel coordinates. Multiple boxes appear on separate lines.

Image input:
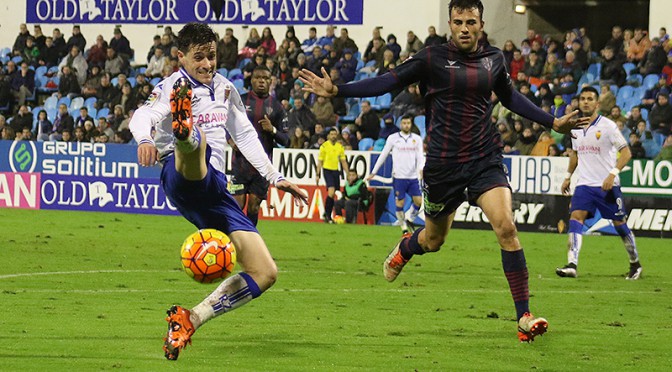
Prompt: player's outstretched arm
<box><xmin>275</xmin><ymin>180</ymin><xmax>309</xmax><ymax>206</ymax></box>
<box><xmin>553</xmin><ymin>110</ymin><xmax>591</xmax><ymax>134</ymax></box>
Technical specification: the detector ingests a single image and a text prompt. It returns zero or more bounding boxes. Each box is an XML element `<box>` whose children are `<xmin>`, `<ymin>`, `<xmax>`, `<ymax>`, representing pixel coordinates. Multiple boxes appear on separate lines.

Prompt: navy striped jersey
<box><xmin>232</xmin><ymin>91</ymin><xmax>289</xmax><ymax>173</ymax></box>
<box><xmin>390</xmin><ymin>40</ymin><xmax>518</xmax><ymax>164</ymax></box>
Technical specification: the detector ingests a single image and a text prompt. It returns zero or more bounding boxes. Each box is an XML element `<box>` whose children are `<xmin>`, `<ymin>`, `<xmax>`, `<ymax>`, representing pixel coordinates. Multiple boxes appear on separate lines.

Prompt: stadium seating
<box><xmin>57</xmin><ymin>96</ymin><xmax>71</xmax><ymax>108</ymax></box>
<box><xmin>642</xmin><ymin>74</ymin><xmax>660</xmax><ymax>90</ymax></box>
<box><xmin>84</xmin><ymin>97</ymin><xmax>98</xmax><ymax>111</ymax></box>
<box><xmin>97</xmin><ymin>107</ymin><xmax>110</xmax><ymax>119</ymax></box>
<box><xmin>622</xmin><ymin>62</ymin><xmax>637</xmax><ymax>77</ymax></box>
<box><xmin>587</xmin><ymin>63</ymin><xmax>601</xmax><ymax>78</ymax></box>
<box><xmin>373</xmin><ymin>138</ymin><xmax>386</xmax><ymax>151</ymax></box>
<box><xmin>0</xmin><ymin>47</ymin><xmax>10</xmax><ymax>58</ymax></box>
<box><xmin>46</xmin><ymin>108</ymin><xmax>58</xmax><ymax>122</ymax></box>
<box><xmin>341</xmin><ymin>102</ymin><xmax>360</xmax><ymax>122</ymax></box>
<box><xmin>217</xmin><ymin>68</ymin><xmax>228</xmax><ymax>77</ymax></box>
<box><xmin>227</xmin><ymin>68</ymin><xmax>243</xmax><ymax>80</ymax></box>
<box><xmin>358</xmin><ymin>137</ymin><xmax>374</xmax><ymax>151</ymax></box>
<box><xmin>640</xmin><ymin>108</ymin><xmax>648</xmax><ymax>121</ymax></box>
<box><xmin>70</xmin><ymin>96</ymin><xmax>85</xmax><ymax>111</ymax></box>
<box><xmin>372</xmin><ymin>93</ymin><xmax>392</xmax><ymax>111</ymax></box>
<box><xmin>127</xmin><ymin>77</ymin><xmax>136</xmax><ymax>88</ymax></box>
<box><xmin>150</xmin><ymin>77</ymin><xmax>162</xmax><ymax>86</ymax></box>
<box><xmin>414</xmin><ymin>115</ymin><xmax>426</xmax><ymax>139</ymax></box>
<box><xmin>232</xmin><ymin>79</ymin><xmax>246</xmax><ymax>94</ymax></box>
<box><xmin>43</xmin><ymin>96</ymin><xmax>58</xmax><ymax>110</ymax></box>
<box><xmin>237</xmin><ymin>58</ymin><xmax>251</xmax><ymax>69</ymax></box>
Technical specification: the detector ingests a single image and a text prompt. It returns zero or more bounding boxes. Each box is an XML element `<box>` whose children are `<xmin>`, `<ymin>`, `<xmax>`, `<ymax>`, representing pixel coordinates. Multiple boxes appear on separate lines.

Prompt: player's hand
<box><xmin>275</xmin><ymin>180</ymin><xmax>309</xmax><ymax>206</ymax></box>
<box><xmin>561</xmin><ymin>178</ymin><xmax>571</xmax><ymax>195</ymax></box>
<box><xmin>602</xmin><ymin>174</ymin><xmax>615</xmax><ymax>191</ymax></box>
<box><xmin>299</xmin><ymin>67</ymin><xmax>337</xmax><ymax>97</ymax></box>
<box><xmin>137</xmin><ymin>142</ymin><xmax>158</xmax><ymax>167</ymax></box>
<box><xmin>552</xmin><ymin>110</ymin><xmax>591</xmax><ymax>134</ymax></box>
<box><xmin>259</xmin><ymin>115</ymin><xmax>274</xmax><ymax>132</ymax></box>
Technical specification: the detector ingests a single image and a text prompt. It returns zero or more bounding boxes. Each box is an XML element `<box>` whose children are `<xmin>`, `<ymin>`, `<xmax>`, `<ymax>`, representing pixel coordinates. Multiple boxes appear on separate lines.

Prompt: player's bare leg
<box><xmin>477</xmin><ymin>187</ymin><xmax>548</xmax><ymax>342</ymax></box>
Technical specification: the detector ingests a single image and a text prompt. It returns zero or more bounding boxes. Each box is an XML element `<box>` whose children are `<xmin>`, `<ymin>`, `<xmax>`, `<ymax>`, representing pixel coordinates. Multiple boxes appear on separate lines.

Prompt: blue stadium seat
<box><xmin>127</xmin><ymin>77</ymin><xmax>136</xmax><ymax>88</ymax></box>
<box><xmin>70</xmin><ymin>96</ymin><xmax>84</xmax><ymax>110</ymax></box>
<box><xmin>237</xmin><ymin>58</ymin><xmax>251</xmax><ymax>69</ymax></box>
<box><xmin>11</xmin><ymin>56</ymin><xmax>23</xmax><ymax>64</ymax></box>
<box><xmin>0</xmin><ymin>47</ymin><xmax>10</xmax><ymax>58</ymax></box>
<box><xmin>57</xmin><ymin>96</ymin><xmax>71</xmax><ymax>108</ymax></box>
<box><xmin>232</xmin><ymin>78</ymin><xmax>246</xmax><ymax>94</ymax></box>
<box><xmin>217</xmin><ymin>68</ymin><xmax>228</xmax><ymax>77</ymax></box>
<box><xmin>35</xmin><ymin>65</ymin><xmax>48</xmax><ymax>78</ymax></box>
<box><xmin>374</xmin><ymin>93</ymin><xmax>392</xmax><ymax>111</ymax></box>
<box><xmin>87</xmin><ymin>107</ymin><xmax>97</xmax><ymax>119</ymax></box>
<box><xmin>626</xmin><ymin>73</ymin><xmax>643</xmax><ymax>86</ymax></box>
<box><xmin>640</xmin><ymin>108</ymin><xmax>648</xmax><ymax>121</ymax></box>
<box><xmin>587</xmin><ymin>63</ymin><xmax>601</xmax><ymax>77</ymax></box>
<box><xmin>355</xmin><ymin>59</ymin><xmax>364</xmax><ymax>71</ymax></box>
<box><xmin>622</xmin><ymin>62</ymin><xmax>637</xmax><ymax>77</ymax></box>
<box><xmin>43</xmin><ymin>96</ymin><xmax>58</xmax><ymax>110</ymax></box>
<box><xmin>111</xmin><ymin>77</ymin><xmax>119</xmax><ymax>86</ymax></box>
<box><xmin>641</xmin><ymin>139</ymin><xmax>660</xmax><ymax>158</ymax></box>
<box><xmin>97</xmin><ymin>107</ymin><xmax>110</xmax><ymax>119</ymax></box>
<box><xmin>610</xmin><ymin>84</ymin><xmax>618</xmax><ymax>97</ymax></box>
<box><xmin>84</xmin><ymin>96</ymin><xmax>98</xmax><ymax>110</ymax></box>
<box><xmin>358</xmin><ymin>137</ymin><xmax>374</xmax><ymax>151</ymax></box>
<box><xmin>150</xmin><ymin>77</ymin><xmax>162</xmax><ymax>86</ymax></box>
<box><xmin>341</xmin><ymin>102</ymin><xmax>360</xmax><ymax>122</ymax></box>
<box><xmin>46</xmin><ymin>108</ymin><xmax>58</xmax><ymax>122</ymax></box>
<box><xmin>642</xmin><ymin>74</ymin><xmax>660</xmax><ymax>90</ymax></box>
<box><xmin>414</xmin><ymin>115</ymin><xmax>426</xmax><ymax>138</ymax></box>
<box><xmin>373</xmin><ymin>138</ymin><xmax>386</xmax><ymax>151</ymax></box>
<box><xmin>227</xmin><ymin>68</ymin><xmax>242</xmax><ymax>80</ymax></box>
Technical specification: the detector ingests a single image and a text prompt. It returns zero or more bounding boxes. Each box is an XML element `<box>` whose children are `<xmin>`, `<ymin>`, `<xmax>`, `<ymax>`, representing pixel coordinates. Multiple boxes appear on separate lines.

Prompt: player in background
<box><xmin>316</xmin><ymin>127</ymin><xmax>350</xmax><ymax>223</ymax></box>
<box><xmin>300</xmin><ymin>0</ymin><xmax>590</xmax><ymax>341</ymax></box>
<box><xmin>130</xmin><ymin>23</ymin><xmax>307</xmax><ymax>360</ymax></box>
<box><xmin>366</xmin><ymin>115</ymin><xmax>424</xmax><ymax>235</ymax></box>
<box><xmin>228</xmin><ymin>65</ymin><xmax>290</xmax><ymax>226</ymax></box>
<box><xmin>557</xmin><ymin>86</ymin><xmax>642</xmax><ymax>280</ymax></box>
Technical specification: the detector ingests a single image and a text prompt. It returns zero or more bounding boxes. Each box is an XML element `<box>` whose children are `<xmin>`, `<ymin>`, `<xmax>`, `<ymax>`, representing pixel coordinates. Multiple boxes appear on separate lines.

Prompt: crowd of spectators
<box><xmin>0</xmin><ymin>22</ymin><xmax>670</xmax><ymax>160</ymax></box>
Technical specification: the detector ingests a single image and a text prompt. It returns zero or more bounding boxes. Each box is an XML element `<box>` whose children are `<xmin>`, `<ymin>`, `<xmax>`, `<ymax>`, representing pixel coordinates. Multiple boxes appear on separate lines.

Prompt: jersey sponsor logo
<box><xmin>482</xmin><ymin>57</ymin><xmax>492</xmax><ymax>71</ymax></box>
<box><xmin>144</xmin><ymin>92</ymin><xmax>159</xmax><ymax>107</ymax></box>
<box><xmin>444</xmin><ymin>59</ymin><xmax>459</xmax><ymax>69</ymax></box>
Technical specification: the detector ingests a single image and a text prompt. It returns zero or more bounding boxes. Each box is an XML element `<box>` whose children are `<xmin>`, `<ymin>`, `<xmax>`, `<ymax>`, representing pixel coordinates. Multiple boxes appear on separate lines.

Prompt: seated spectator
<box><xmin>306</xmin><ymin>45</ymin><xmax>324</xmax><ymax>75</ymax></box>
<box><xmin>35</xmin><ymin>109</ymin><xmax>52</xmax><ymax>141</ymax></box>
<box><xmin>558</xmin><ymin>50</ymin><xmax>582</xmax><ymax>82</ymax></box>
<box><xmin>302</xmin><ymin>27</ymin><xmax>319</xmax><ymax>53</ymax></box>
<box><xmin>625</xmin><ymin>106</ymin><xmax>644</xmax><ymax>132</ymax></box>
<box><xmin>553</xmin><ymin>73</ymin><xmax>578</xmax><ymax>103</ymax></box>
<box><xmin>640</xmin><ymin>75</ymin><xmax>668</xmax><ymax>110</ymax></box>
<box><xmin>550</xmin><ymin>94</ymin><xmax>567</xmax><ymax>118</ymax></box>
<box><xmin>514</xmin><ymin>126</ymin><xmax>537</xmax><ymax>155</ymax></box>
<box><xmin>509</xmin><ymin>49</ymin><xmax>525</xmax><ymax>79</ymax></box>
<box><xmin>96</xmin><ymin>73</ymin><xmax>120</xmax><ymax>109</ymax></box>
<box><xmin>83</xmin><ymin>120</ymin><xmax>98</xmax><ymax>141</ymax></box>
<box><xmin>627</xmin><ymin>28</ymin><xmax>651</xmax><ymax>64</ymax></box>
<box><xmin>608</xmin><ymin>105</ymin><xmax>627</xmax><ymax>123</ymax></box>
<box><xmin>239</xmin><ymin>27</ymin><xmax>261</xmax><ymax>59</ymax></box>
<box><xmin>104</xmin><ymin>48</ymin><xmax>125</xmax><ymax>77</ymax></box>
<box><xmin>541</xmin><ymin>53</ymin><xmax>561</xmax><ymax>82</ymax></box>
<box><xmin>96</xmin><ymin>117</ymin><xmax>115</xmax><ymax>139</ymax></box>
<box><xmin>524</xmin><ymin>51</ymin><xmax>543</xmax><ymax>78</ymax></box>
<box><xmin>649</xmin><ymin>90</ymin><xmax>672</xmax><ymax>136</ymax></box>
<box><xmin>118</xmin><ymin>109</ymin><xmax>134</xmax><ymax>132</ymax></box>
<box><xmin>58</xmin><ymin>65</ymin><xmax>81</xmax><ymax>99</ymax></box>
<box><xmin>74</xmin><ymin>107</ymin><xmax>94</xmax><ymax>128</ymax></box>
<box><xmin>113</xmin><ymin>129</ymin><xmax>133</xmax><ymax>144</ymax></box>
<box><xmin>598</xmin><ymin>84</ymin><xmax>616</xmax><ymax>115</ymax></box>
<box><xmin>58</xmin><ymin>45</ymin><xmax>88</xmax><ymax>85</ymax></box>
<box><xmin>662</xmin><ymin>51</ymin><xmax>672</xmax><ymax>87</ymax></box>
<box><xmin>10</xmin><ymin>62</ymin><xmax>35</xmax><ymax>107</ymax></box>
<box><xmin>109</xmin><ymin>27</ymin><xmax>133</xmax><ymax>61</ymax></box>
<box><xmin>11</xmin><ymin>105</ymin><xmax>33</xmax><ymax>133</ymax></box>
<box><xmin>287</xmin><ymin>97</ymin><xmax>317</xmax><ymax>134</ymax></box>
<box><xmin>73</xmin><ymin>126</ymin><xmax>87</xmax><ymax>142</ymax></box>
<box><xmin>60</xmin><ymin>129</ymin><xmax>72</xmax><ymax>142</ymax></box>
<box><xmin>334</xmin><ymin>169</ymin><xmax>370</xmax><ymax>224</ymax></box>
<box><xmin>1</xmin><ymin>126</ymin><xmax>16</xmax><ymax>140</ymax></box>
<box><xmin>629</xmin><ymin>133</ymin><xmax>647</xmax><ymax>159</ymax></box>
<box><xmin>334</xmin><ymin>49</ymin><xmax>357</xmax><ymax>83</ymax></box>
<box><xmin>362</xmin><ymin>38</ymin><xmax>387</xmax><ymax>71</ymax></box>
<box><xmin>289</xmin><ymin>126</ymin><xmax>309</xmax><ymax>149</ymax></box>
<box><xmin>119</xmin><ymin>83</ymin><xmax>136</xmax><ymax>115</ymax></box>
<box><xmin>497</xmin><ymin>121</ymin><xmax>517</xmax><ymax>147</ymax></box>
<box><xmin>159</xmin><ymin>34</ymin><xmax>175</xmax><ymax>56</ymax></box>
<box><xmin>109</xmin><ymin>104</ymin><xmax>126</xmax><ymax>131</ymax></box>
<box><xmin>312</xmin><ymin>96</ymin><xmax>336</xmax><ymax>128</ymax></box>
<box><xmin>145</xmin><ymin>47</ymin><xmax>167</xmax><ymax>78</ymax></box>
<box><xmin>49</xmin><ymin>103</ymin><xmax>75</xmax><ymax>141</ymax></box>
<box><xmin>536</xmin><ymin>83</ymin><xmax>554</xmax><ymax>107</ymax></box>
<box><xmin>390</xmin><ymin>83</ymin><xmax>424</xmax><ymax>118</ymax></box>
<box><xmin>82</xmin><ymin>65</ymin><xmax>103</xmax><ymax>98</ymax></box>
<box><xmin>424</xmin><ymin>26</ymin><xmax>447</xmax><ymax>47</ymax></box>
<box><xmin>654</xmin><ymin>135</ymin><xmax>672</xmax><ymax>161</ymax></box>
<box><xmin>317</xmin><ymin>25</ymin><xmax>336</xmax><ymax>49</ymax></box>
<box><xmin>309</xmin><ymin>123</ymin><xmax>326</xmax><ymax>148</ymax></box>
<box><xmin>616</xmin><ymin>119</ymin><xmax>631</xmax><ymax>140</ymax></box>
<box><xmin>405</xmin><ymin>31</ymin><xmax>424</xmax><ymax>54</ymax></box>
<box><xmin>636</xmin><ymin>120</ymin><xmax>654</xmax><ymax>141</ymax></box>
<box><xmin>39</xmin><ymin>36</ymin><xmax>60</xmax><ymax>68</ymax></box>
<box><xmin>22</xmin><ymin>36</ymin><xmax>41</xmax><ymax>67</ymax></box>
<box><xmin>548</xmin><ymin>144</ymin><xmax>561</xmax><ymax>156</ymax></box>
<box><xmin>600</xmin><ymin>46</ymin><xmax>626</xmax><ymax>87</ymax></box>
<box><xmin>571</xmin><ymin>38</ymin><xmax>588</xmax><ymax>70</ymax></box>
<box><xmin>146</xmin><ymin>35</ymin><xmax>161</xmax><ymax>63</ymax></box>
<box><xmin>379</xmin><ymin>113</ymin><xmax>400</xmax><ymax>140</ymax></box>
<box><xmin>12</xmin><ymin>23</ymin><xmax>31</xmax><ymax>57</ymax></box>
<box><xmin>333</xmin><ymin>28</ymin><xmax>358</xmax><ymax>57</ymax></box>
<box><xmin>355</xmin><ymin>100</ymin><xmax>379</xmax><ymax>140</ymax></box>
<box><xmin>260</xmin><ymin>27</ymin><xmax>276</xmax><ymax>56</ymax></box>
<box><xmin>217</xmin><ymin>32</ymin><xmax>238</xmax><ymax>70</ymax></box>
<box><xmin>639</xmin><ymin>37</ymin><xmax>667</xmax><ymax>75</ymax></box>
<box><xmin>86</xmin><ymin>35</ymin><xmax>108</xmax><ymax>69</ymax></box>
<box><xmin>386</xmin><ymin>34</ymin><xmax>401</xmax><ymax>61</ymax></box>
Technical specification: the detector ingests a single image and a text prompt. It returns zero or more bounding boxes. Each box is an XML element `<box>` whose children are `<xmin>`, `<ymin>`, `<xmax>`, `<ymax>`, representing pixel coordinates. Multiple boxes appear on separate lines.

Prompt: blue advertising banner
<box><xmin>26</xmin><ymin>0</ymin><xmax>364</xmax><ymax>25</ymax></box>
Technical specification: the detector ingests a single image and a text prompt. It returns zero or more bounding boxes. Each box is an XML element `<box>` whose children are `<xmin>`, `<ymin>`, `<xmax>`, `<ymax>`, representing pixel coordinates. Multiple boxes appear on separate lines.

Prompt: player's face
<box><xmin>400</xmin><ymin>119</ymin><xmax>412</xmax><ymax>133</ymax></box>
<box><xmin>179</xmin><ymin>41</ymin><xmax>217</xmax><ymax>85</ymax></box>
<box><xmin>449</xmin><ymin>7</ymin><xmax>483</xmax><ymax>53</ymax></box>
<box><xmin>579</xmin><ymin>91</ymin><xmax>598</xmax><ymax>116</ymax></box>
<box><xmin>251</xmin><ymin>70</ymin><xmax>271</xmax><ymax>96</ymax></box>
<box><xmin>328</xmin><ymin>130</ymin><xmax>338</xmax><ymax>142</ymax></box>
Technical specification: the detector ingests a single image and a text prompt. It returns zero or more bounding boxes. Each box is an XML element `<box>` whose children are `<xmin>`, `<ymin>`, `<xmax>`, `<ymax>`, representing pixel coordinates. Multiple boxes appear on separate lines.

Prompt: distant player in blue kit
<box><xmin>228</xmin><ymin>65</ymin><xmax>290</xmax><ymax>226</ymax></box>
<box><xmin>301</xmin><ymin>0</ymin><xmax>590</xmax><ymax>341</ymax></box>
<box><xmin>557</xmin><ymin>86</ymin><xmax>642</xmax><ymax>280</ymax></box>
<box><xmin>366</xmin><ymin>115</ymin><xmax>424</xmax><ymax>235</ymax></box>
<box><xmin>130</xmin><ymin>23</ymin><xmax>307</xmax><ymax>360</ymax></box>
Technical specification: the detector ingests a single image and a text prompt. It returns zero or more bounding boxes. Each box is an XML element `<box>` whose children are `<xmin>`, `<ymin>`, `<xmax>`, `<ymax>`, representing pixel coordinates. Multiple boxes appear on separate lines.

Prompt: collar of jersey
<box><xmin>179</xmin><ymin>68</ymin><xmax>215</xmax><ymax>92</ymax></box>
<box><xmin>583</xmin><ymin>115</ymin><xmax>601</xmax><ymax>135</ymax></box>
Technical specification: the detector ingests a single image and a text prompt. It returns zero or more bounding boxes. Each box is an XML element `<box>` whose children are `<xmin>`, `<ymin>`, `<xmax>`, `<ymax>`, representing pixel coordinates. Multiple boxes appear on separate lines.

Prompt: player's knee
<box><xmin>495</xmin><ymin>221</ymin><xmax>518</xmax><ymax>243</ymax></box>
<box><xmin>248</xmin><ymin>262</ymin><xmax>277</xmax><ymax>291</ymax></box>
<box><xmin>424</xmin><ymin>234</ymin><xmax>444</xmax><ymax>252</ymax></box>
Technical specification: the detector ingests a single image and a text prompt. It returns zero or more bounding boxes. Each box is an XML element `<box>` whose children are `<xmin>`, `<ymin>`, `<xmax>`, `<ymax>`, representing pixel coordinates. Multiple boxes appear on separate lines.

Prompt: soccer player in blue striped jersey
<box><xmin>130</xmin><ymin>23</ymin><xmax>307</xmax><ymax>360</ymax></box>
<box><xmin>301</xmin><ymin>0</ymin><xmax>590</xmax><ymax>342</ymax></box>
<box><xmin>557</xmin><ymin>86</ymin><xmax>642</xmax><ymax>280</ymax></box>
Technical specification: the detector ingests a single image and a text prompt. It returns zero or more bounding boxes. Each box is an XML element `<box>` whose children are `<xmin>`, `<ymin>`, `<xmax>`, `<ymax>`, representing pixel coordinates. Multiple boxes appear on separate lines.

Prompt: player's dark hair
<box><xmin>252</xmin><ymin>65</ymin><xmax>271</xmax><ymax>75</ymax></box>
<box><xmin>401</xmin><ymin>114</ymin><xmax>413</xmax><ymax>122</ymax></box>
<box><xmin>580</xmin><ymin>86</ymin><xmax>600</xmax><ymax>99</ymax></box>
<box><xmin>449</xmin><ymin>0</ymin><xmax>484</xmax><ymax>20</ymax></box>
<box><xmin>177</xmin><ymin>23</ymin><xmax>217</xmax><ymax>54</ymax></box>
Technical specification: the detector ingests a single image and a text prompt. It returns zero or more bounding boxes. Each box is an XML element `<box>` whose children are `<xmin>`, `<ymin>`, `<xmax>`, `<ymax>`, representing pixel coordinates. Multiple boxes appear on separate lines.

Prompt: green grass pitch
<box><xmin>0</xmin><ymin>209</ymin><xmax>670</xmax><ymax>371</ymax></box>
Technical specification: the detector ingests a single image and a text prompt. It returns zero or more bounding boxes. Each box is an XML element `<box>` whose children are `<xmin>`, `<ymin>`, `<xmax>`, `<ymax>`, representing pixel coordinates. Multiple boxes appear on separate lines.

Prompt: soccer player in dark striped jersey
<box><xmin>228</xmin><ymin>65</ymin><xmax>290</xmax><ymax>226</ymax></box>
<box><xmin>300</xmin><ymin>0</ymin><xmax>590</xmax><ymax>342</ymax></box>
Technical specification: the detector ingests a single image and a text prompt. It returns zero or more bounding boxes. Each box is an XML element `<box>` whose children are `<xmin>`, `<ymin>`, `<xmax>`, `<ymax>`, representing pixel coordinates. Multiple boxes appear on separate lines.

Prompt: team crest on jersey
<box><xmin>144</xmin><ymin>92</ymin><xmax>159</xmax><ymax>107</ymax></box>
<box><xmin>595</xmin><ymin>130</ymin><xmax>602</xmax><ymax>140</ymax></box>
<box><xmin>482</xmin><ymin>57</ymin><xmax>493</xmax><ymax>71</ymax></box>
